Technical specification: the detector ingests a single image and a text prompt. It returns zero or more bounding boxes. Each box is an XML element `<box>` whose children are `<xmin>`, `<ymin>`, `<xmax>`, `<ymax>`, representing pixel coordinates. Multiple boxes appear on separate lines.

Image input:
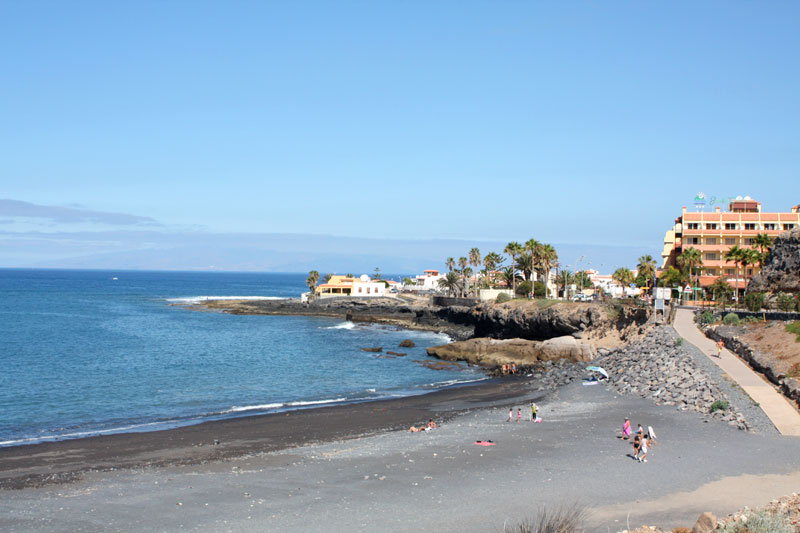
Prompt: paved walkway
<box><xmin>674</xmin><ymin>308</ymin><xmax>800</xmax><ymax>436</ymax></box>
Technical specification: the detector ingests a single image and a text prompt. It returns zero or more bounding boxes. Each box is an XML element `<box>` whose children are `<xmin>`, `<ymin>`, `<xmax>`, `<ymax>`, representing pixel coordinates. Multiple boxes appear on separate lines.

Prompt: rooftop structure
<box><xmin>661</xmin><ymin>197</ymin><xmax>800</xmax><ymax>291</ymax></box>
<box><xmin>316</xmin><ymin>274</ymin><xmax>386</xmax><ymax>298</ymax></box>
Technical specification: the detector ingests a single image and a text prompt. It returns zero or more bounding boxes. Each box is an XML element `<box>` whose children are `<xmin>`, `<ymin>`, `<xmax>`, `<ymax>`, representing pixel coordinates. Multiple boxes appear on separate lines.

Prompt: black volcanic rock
<box><xmin>749</xmin><ymin>227</ymin><xmax>800</xmax><ymax>293</ymax></box>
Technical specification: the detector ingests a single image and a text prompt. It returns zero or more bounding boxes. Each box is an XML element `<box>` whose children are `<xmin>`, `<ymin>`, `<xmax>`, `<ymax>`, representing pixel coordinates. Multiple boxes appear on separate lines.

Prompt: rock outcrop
<box><xmin>426</xmin><ymin>336</ymin><xmax>596</xmax><ymax>367</ymax></box>
<box><xmin>749</xmin><ymin>226</ymin><xmax>800</xmax><ymax>293</ymax></box>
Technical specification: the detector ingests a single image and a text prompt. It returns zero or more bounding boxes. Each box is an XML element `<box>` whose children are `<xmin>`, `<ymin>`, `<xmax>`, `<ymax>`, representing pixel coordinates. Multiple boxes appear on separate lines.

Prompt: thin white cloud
<box><xmin>0</xmin><ymin>199</ymin><xmax>160</xmax><ymax>226</ymax></box>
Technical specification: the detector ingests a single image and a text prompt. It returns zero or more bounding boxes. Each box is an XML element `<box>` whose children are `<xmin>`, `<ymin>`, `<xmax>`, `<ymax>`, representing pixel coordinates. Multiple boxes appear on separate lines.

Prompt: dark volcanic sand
<box><xmin>0</xmin><ymin>377</ymin><xmax>537</xmax><ymax>491</ymax></box>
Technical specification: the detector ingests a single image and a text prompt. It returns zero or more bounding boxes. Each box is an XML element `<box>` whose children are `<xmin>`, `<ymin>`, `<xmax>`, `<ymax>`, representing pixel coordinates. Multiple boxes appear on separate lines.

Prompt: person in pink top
<box><xmin>622</xmin><ymin>418</ymin><xmax>632</xmax><ymax>440</ymax></box>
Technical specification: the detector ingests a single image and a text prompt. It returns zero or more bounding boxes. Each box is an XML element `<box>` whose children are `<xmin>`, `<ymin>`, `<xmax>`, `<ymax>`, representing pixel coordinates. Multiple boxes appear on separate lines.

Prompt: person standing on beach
<box><xmin>622</xmin><ymin>418</ymin><xmax>631</xmax><ymax>440</ymax></box>
<box><xmin>508</xmin><ymin>407</ymin><xmax>513</xmax><ymax>422</ymax></box>
<box><xmin>639</xmin><ymin>434</ymin><xmax>649</xmax><ymax>463</ymax></box>
<box><xmin>530</xmin><ymin>402</ymin><xmax>537</xmax><ymax>422</ymax></box>
<box><xmin>633</xmin><ymin>432</ymin><xmax>642</xmax><ymax>460</ymax></box>
<box><xmin>716</xmin><ymin>339</ymin><xmax>724</xmax><ymax>358</ymax></box>
<box><xmin>517</xmin><ymin>408</ymin><xmax>522</xmax><ymax>422</ymax></box>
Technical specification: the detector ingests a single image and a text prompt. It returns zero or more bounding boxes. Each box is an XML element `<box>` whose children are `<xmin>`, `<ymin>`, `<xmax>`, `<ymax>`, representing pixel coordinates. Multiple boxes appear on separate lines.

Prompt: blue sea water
<box><xmin>0</xmin><ymin>269</ymin><xmax>483</xmax><ymax>447</ymax></box>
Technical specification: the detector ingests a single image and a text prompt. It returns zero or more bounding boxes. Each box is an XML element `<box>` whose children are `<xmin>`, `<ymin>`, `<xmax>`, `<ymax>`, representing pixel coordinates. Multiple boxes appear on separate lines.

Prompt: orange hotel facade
<box><xmin>661</xmin><ymin>198</ymin><xmax>800</xmax><ymax>292</ymax></box>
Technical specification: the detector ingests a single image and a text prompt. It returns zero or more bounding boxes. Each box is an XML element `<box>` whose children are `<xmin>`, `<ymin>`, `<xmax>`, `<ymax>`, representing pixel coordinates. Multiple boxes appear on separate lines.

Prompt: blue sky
<box><xmin>1</xmin><ymin>1</ymin><xmax>798</xmax><ymax>271</ymax></box>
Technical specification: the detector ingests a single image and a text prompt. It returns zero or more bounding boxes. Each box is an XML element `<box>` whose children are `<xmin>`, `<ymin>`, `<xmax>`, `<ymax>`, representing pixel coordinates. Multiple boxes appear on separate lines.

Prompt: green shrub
<box><xmin>504</xmin><ymin>502</ymin><xmax>587</xmax><ymax>533</ymax></box>
<box><xmin>744</xmin><ymin>292</ymin><xmax>765</xmax><ymax>312</ymax></box>
<box><xmin>710</xmin><ymin>400</ymin><xmax>730</xmax><ymax>412</ymax></box>
<box><xmin>516</xmin><ymin>281</ymin><xmax>532</xmax><ymax>297</ymax></box>
<box><xmin>699</xmin><ymin>310</ymin><xmax>715</xmax><ymax>325</ymax></box>
<box><xmin>776</xmin><ymin>292</ymin><xmax>795</xmax><ymax>312</ymax></box>
<box><xmin>719</xmin><ymin>509</ymin><xmax>793</xmax><ymax>533</ymax></box>
<box><xmin>744</xmin><ymin>316</ymin><xmax>762</xmax><ymax>324</ymax></box>
<box><xmin>723</xmin><ymin>313</ymin><xmax>741</xmax><ymax>326</ymax></box>
<box><xmin>533</xmin><ymin>281</ymin><xmax>546</xmax><ymax>298</ymax></box>
<box><xmin>787</xmin><ymin>322</ymin><xmax>800</xmax><ymax>343</ymax></box>
<box><xmin>496</xmin><ymin>292</ymin><xmax>511</xmax><ymax>304</ymax></box>
<box><xmin>674</xmin><ymin>338</ymin><xmax>684</xmax><ymax>347</ymax></box>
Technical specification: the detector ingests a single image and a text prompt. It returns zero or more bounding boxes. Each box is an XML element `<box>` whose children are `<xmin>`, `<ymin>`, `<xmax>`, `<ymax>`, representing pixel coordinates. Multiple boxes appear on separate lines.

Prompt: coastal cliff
<box><xmin>748</xmin><ymin>226</ymin><xmax>800</xmax><ymax>294</ymax></box>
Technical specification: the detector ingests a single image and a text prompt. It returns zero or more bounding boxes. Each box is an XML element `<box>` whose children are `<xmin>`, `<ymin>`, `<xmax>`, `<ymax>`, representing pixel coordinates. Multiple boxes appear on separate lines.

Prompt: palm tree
<box><xmin>612</xmin><ymin>267</ymin><xmax>635</xmax><ymax>297</ymax></box>
<box><xmin>501</xmin><ymin>266</ymin><xmax>520</xmax><ymax>293</ymax></box>
<box><xmin>462</xmin><ymin>267</ymin><xmax>473</xmax><ymax>297</ymax></box>
<box><xmin>723</xmin><ymin>245</ymin><xmax>744</xmax><ymax>305</ymax></box>
<box><xmin>469</xmin><ymin>248</ymin><xmax>481</xmax><ymax>295</ymax></box>
<box><xmin>306</xmin><ymin>270</ymin><xmax>320</xmax><ymax>301</ymax></box>
<box><xmin>483</xmin><ymin>252</ymin><xmax>503</xmax><ymax>288</ymax></box>
<box><xmin>540</xmin><ymin>244</ymin><xmax>558</xmax><ymax>299</ymax></box>
<box><xmin>636</xmin><ymin>255</ymin><xmax>657</xmax><ymax>291</ymax></box>
<box><xmin>515</xmin><ymin>253</ymin><xmax>534</xmax><ymax>286</ymax></box>
<box><xmin>438</xmin><ymin>272</ymin><xmax>463</xmax><ymax>297</ymax></box>
<box><xmin>753</xmin><ymin>233</ymin><xmax>774</xmax><ymax>257</ymax></box>
<box><xmin>458</xmin><ymin>257</ymin><xmax>468</xmax><ymax>296</ymax></box>
<box><xmin>445</xmin><ymin>257</ymin><xmax>455</xmax><ymax>272</ymax></box>
<box><xmin>678</xmin><ymin>247</ymin><xmax>703</xmax><ymax>302</ymax></box>
<box><xmin>740</xmin><ymin>247</ymin><xmax>762</xmax><ymax>300</ymax></box>
<box><xmin>504</xmin><ymin>241</ymin><xmax>523</xmax><ymax>295</ymax></box>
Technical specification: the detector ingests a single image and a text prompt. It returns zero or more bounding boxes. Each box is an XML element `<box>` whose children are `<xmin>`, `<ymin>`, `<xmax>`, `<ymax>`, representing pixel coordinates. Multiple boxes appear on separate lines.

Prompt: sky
<box><xmin>1</xmin><ymin>1</ymin><xmax>799</xmax><ymax>272</ymax></box>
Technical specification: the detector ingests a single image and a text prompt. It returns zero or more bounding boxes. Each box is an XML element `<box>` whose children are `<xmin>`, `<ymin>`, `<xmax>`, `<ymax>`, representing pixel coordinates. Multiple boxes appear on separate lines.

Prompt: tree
<box><xmin>524</xmin><ymin>239</ymin><xmax>541</xmax><ymax>296</ymax></box>
<box><xmin>658</xmin><ymin>266</ymin><xmax>685</xmax><ymax>288</ymax></box>
<box><xmin>469</xmin><ymin>248</ymin><xmax>482</xmax><ymax>295</ymax></box>
<box><xmin>462</xmin><ymin>267</ymin><xmax>473</xmax><ymax>297</ymax></box>
<box><xmin>373</xmin><ymin>267</ymin><xmax>382</xmax><ymax>280</ymax></box>
<box><xmin>306</xmin><ymin>270</ymin><xmax>320</xmax><ymax>301</ymax></box>
<box><xmin>740</xmin><ymin>247</ymin><xmax>762</xmax><ymax>300</ymax></box>
<box><xmin>402</xmin><ymin>277</ymin><xmax>416</xmax><ymax>286</ymax></box>
<box><xmin>559</xmin><ymin>270</ymin><xmax>573</xmax><ymax>298</ymax></box>
<box><xmin>501</xmin><ymin>266</ymin><xmax>520</xmax><ymax>293</ymax></box>
<box><xmin>458</xmin><ymin>256</ymin><xmax>469</xmax><ymax>296</ymax></box>
<box><xmin>322</xmin><ymin>273</ymin><xmax>333</xmax><ymax>284</ymax></box>
<box><xmin>574</xmin><ymin>270</ymin><xmax>593</xmax><ymax>290</ymax></box>
<box><xmin>504</xmin><ymin>242</ymin><xmax>523</xmax><ymax>295</ymax></box>
<box><xmin>445</xmin><ymin>257</ymin><xmax>455</xmax><ymax>272</ymax></box>
<box><xmin>539</xmin><ymin>244</ymin><xmax>558</xmax><ymax>299</ymax></box>
<box><xmin>515</xmin><ymin>253</ymin><xmax>534</xmax><ymax>287</ymax></box>
<box><xmin>753</xmin><ymin>232</ymin><xmax>774</xmax><ymax>259</ymax></box>
<box><xmin>723</xmin><ymin>245</ymin><xmax>744</xmax><ymax>305</ymax></box>
<box><xmin>636</xmin><ymin>255</ymin><xmax>656</xmax><ymax>291</ymax></box>
<box><xmin>678</xmin><ymin>247</ymin><xmax>703</xmax><ymax>300</ymax></box>
<box><xmin>708</xmin><ymin>276</ymin><xmax>733</xmax><ymax>310</ymax></box>
<box><xmin>483</xmin><ymin>252</ymin><xmax>503</xmax><ymax>288</ymax></box>
<box><xmin>438</xmin><ymin>272</ymin><xmax>463</xmax><ymax>297</ymax></box>
<box><xmin>612</xmin><ymin>268</ymin><xmax>635</xmax><ymax>297</ymax></box>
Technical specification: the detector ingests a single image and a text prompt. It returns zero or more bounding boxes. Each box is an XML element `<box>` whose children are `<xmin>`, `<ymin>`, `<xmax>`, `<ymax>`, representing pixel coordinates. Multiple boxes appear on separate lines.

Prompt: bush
<box><xmin>504</xmin><ymin>502</ymin><xmax>587</xmax><ymax>533</ymax></box>
<box><xmin>516</xmin><ymin>281</ymin><xmax>532</xmax><ymax>297</ymax></box>
<box><xmin>496</xmin><ymin>292</ymin><xmax>511</xmax><ymax>304</ymax></box>
<box><xmin>719</xmin><ymin>510</ymin><xmax>793</xmax><ymax>533</ymax></box>
<box><xmin>723</xmin><ymin>313</ymin><xmax>741</xmax><ymax>326</ymax></box>
<box><xmin>776</xmin><ymin>292</ymin><xmax>795</xmax><ymax>312</ymax></box>
<box><xmin>533</xmin><ymin>281</ymin><xmax>546</xmax><ymax>298</ymax></box>
<box><xmin>674</xmin><ymin>338</ymin><xmax>684</xmax><ymax>347</ymax></box>
<box><xmin>699</xmin><ymin>310</ymin><xmax>715</xmax><ymax>325</ymax></box>
<box><xmin>710</xmin><ymin>400</ymin><xmax>730</xmax><ymax>412</ymax></box>
<box><xmin>744</xmin><ymin>292</ymin><xmax>765</xmax><ymax>312</ymax></box>
<box><xmin>787</xmin><ymin>322</ymin><xmax>800</xmax><ymax>343</ymax></box>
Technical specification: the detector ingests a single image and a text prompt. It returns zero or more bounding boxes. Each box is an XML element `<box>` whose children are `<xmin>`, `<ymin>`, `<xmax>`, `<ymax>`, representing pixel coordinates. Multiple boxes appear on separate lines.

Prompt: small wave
<box><xmin>287</xmin><ymin>398</ymin><xmax>347</xmax><ymax>407</ymax></box>
<box><xmin>0</xmin><ymin>420</ymin><xmax>174</xmax><ymax>447</ymax></box>
<box><xmin>322</xmin><ymin>321</ymin><xmax>356</xmax><ymax>330</ymax></box>
<box><xmin>366</xmin><ymin>388</ymin><xmax>376</xmax><ymax>392</ymax></box>
<box><xmin>422</xmin><ymin>377</ymin><xmax>489</xmax><ymax>389</ymax></box>
<box><xmin>223</xmin><ymin>402</ymin><xmax>285</xmax><ymax>414</ymax></box>
<box><xmin>167</xmin><ymin>296</ymin><xmax>288</xmax><ymax>304</ymax></box>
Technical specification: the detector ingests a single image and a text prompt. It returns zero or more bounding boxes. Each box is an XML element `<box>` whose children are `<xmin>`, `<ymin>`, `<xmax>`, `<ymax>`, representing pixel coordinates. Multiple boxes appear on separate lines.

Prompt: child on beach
<box><xmin>639</xmin><ymin>434</ymin><xmax>649</xmax><ymax>463</ymax></box>
<box><xmin>633</xmin><ymin>432</ymin><xmax>642</xmax><ymax>460</ymax></box>
<box><xmin>508</xmin><ymin>408</ymin><xmax>513</xmax><ymax>422</ymax></box>
<box><xmin>517</xmin><ymin>408</ymin><xmax>522</xmax><ymax>422</ymax></box>
<box><xmin>716</xmin><ymin>339</ymin><xmax>724</xmax><ymax>358</ymax></box>
<box><xmin>622</xmin><ymin>418</ymin><xmax>631</xmax><ymax>440</ymax></box>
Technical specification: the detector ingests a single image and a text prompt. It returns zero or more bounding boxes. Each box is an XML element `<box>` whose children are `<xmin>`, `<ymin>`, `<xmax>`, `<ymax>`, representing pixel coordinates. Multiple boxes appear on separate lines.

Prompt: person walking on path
<box><xmin>639</xmin><ymin>435</ymin><xmax>649</xmax><ymax>463</ymax></box>
<box><xmin>508</xmin><ymin>407</ymin><xmax>513</xmax><ymax>423</ymax></box>
<box><xmin>530</xmin><ymin>402</ymin><xmax>537</xmax><ymax>423</ymax></box>
<box><xmin>716</xmin><ymin>339</ymin><xmax>724</xmax><ymax>358</ymax></box>
<box><xmin>517</xmin><ymin>408</ymin><xmax>522</xmax><ymax>422</ymax></box>
<box><xmin>622</xmin><ymin>418</ymin><xmax>632</xmax><ymax>440</ymax></box>
<box><xmin>633</xmin><ymin>433</ymin><xmax>642</xmax><ymax>461</ymax></box>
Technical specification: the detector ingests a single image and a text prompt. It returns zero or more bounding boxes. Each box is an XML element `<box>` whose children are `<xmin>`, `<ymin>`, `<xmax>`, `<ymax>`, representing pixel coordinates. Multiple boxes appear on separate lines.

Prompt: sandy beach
<box><xmin>3</xmin><ymin>367</ymin><xmax>800</xmax><ymax>532</ymax></box>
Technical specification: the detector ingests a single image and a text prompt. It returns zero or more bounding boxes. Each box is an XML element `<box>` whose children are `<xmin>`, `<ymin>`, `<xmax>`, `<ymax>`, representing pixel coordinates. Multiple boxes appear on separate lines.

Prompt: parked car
<box><xmin>571</xmin><ymin>293</ymin><xmax>593</xmax><ymax>302</ymax></box>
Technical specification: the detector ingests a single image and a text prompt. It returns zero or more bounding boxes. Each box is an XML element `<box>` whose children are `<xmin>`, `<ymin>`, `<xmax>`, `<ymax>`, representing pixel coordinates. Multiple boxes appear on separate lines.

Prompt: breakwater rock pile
<box><xmin>596</xmin><ymin>326</ymin><xmax>749</xmax><ymax>429</ymax></box>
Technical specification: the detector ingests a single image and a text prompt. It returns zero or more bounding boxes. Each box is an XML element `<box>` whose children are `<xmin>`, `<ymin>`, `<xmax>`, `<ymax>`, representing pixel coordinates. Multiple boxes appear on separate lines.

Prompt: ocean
<box><xmin>0</xmin><ymin>269</ymin><xmax>484</xmax><ymax>447</ymax></box>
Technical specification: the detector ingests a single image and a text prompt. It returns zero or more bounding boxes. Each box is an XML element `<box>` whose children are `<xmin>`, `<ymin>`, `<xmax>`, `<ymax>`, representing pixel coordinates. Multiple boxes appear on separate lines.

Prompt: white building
<box><xmin>316</xmin><ymin>274</ymin><xmax>386</xmax><ymax>298</ymax></box>
<box><xmin>406</xmin><ymin>269</ymin><xmax>446</xmax><ymax>292</ymax></box>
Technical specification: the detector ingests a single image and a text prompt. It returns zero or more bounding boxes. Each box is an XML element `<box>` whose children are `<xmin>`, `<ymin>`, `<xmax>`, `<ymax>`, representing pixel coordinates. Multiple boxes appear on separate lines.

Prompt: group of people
<box><xmin>507</xmin><ymin>402</ymin><xmax>540</xmax><ymax>423</ymax></box>
<box><xmin>409</xmin><ymin>419</ymin><xmax>438</xmax><ymax>433</ymax></box>
<box><xmin>621</xmin><ymin>418</ymin><xmax>656</xmax><ymax>463</ymax></box>
<box><xmin>500</xmin><ymin>363</ymin><xmax>518</xmax><ymax>375</ymax></box>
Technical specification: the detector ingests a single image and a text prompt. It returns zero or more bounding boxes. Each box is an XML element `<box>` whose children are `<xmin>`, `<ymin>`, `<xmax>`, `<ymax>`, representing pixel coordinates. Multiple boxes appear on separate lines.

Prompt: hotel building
<box><xmin>661</xmin><ymin>197</ymin><xmax>800</xmax><ymax>291</ymax></box>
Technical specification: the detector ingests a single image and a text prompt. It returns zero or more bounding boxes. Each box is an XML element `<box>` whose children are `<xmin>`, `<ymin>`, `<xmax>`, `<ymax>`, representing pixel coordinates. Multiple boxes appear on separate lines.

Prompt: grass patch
<box><xmin>710</xmin><ymin>400</ymin><xmax>730</xmax><ymax>413</ymax></box>
<box><xmin>504</xmin><ymin>502</ymin><xmax>587</xmax><ymax>533</ymax></box>
<box><xmin>787</xmin><ymin>363</ymin><xmax>800</xmax><ymax>379</ymax></box>
<box><xmin>719</xmin><ymin>509</ymin><xmax>793</xmax><ymax>533</ymax></box>
<box><xmin>536</xmin><ymin>299</ymin><xmax>561</xmax><ymax>310</ymax></box>
<box><xmin>786</xmin><ymin>321</ymin><xmax>800</xmax><ymax>342</ymax></box>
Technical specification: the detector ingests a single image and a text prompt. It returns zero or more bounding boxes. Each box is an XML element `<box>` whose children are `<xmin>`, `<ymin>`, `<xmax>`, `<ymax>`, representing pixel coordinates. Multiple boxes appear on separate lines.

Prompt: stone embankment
<box><xmin>705</xmin><ymin>325</ymin><xmax>800</xmax><ymax>409</ymax></box>
<box><xmin>426</xmin><ymin>336</ymin><xmax>596</xmax><ymax>367</ymax></box>
<box><xmin>595</xmin><ymin>326</ymin><xmax>748</xmax><ymax>430</ymax></box>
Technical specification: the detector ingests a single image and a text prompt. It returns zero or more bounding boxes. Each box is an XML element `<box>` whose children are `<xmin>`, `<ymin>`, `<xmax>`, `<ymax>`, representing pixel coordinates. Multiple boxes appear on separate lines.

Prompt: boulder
<box><xmin>360</xmin><ymin>347</ymin><xmax>382</xmax><ymax>353</ymax></box>
<box><xmin>398</xmin><ymin>339</ymin><xmax>416</xmax><ymax>348</ymax></box>
<box><xmin>426</xmin><ymin>336</ymin><xmax>596</xmax><ymax>367</ymax></box>
<box><xmin>691</xmin><ymin>512</ymin><xmax>717</xmax><ymax>533</ymax></box>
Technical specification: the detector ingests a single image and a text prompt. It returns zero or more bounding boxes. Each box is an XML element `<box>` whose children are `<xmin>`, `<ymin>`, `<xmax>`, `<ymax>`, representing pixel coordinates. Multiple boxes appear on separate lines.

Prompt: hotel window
<box><xmin>724</xmin><ymin>237</ymin><xmax>736</xmax><ymax>245</ymax></box>
<box><xmin>744</xmin><ymin>223</ymin><xmax>756</xmax><ymax>230</ymax></box>
<box><xmin>366</xmin><ymin>287</ymin><xmax>370</xmax><ymax>294</ymax></box>
<box><xmin>725</xmin><ymin>268</ymin><xmax>735</xmax><ymax>276</ymax></box>
<box><xmin>724</xmin><ymin>223</ymin><xmax>736</xmax><ymax>230</ymax></box>
<box><xmin>764</xmin><ymin>223</ymin><xmax>776</xmax><ymax>230</ymax></box>
<box><xmin>358</xmin><ymin>287</ymin><xmax>362</xmax><ymax>293</ymax></box>
<box><xmin>687</xmin><ymin>237</ymin><xmax>700</xmax><ymax>245</ymax></box>
<box><xmin>706</xmin><ymin>223</ymin><xmax>718</xmax><ymax>230</ymax></box>
<box><xmin>747</xmin><ymin>269</ymin><xmax>753</xmax><ymax>276</ymax></box>
<box><xmin>706</xmin><ymin>237</ymin><xmax>717</xmax><ymax>245</ymax></box>
<box><xmin>686</xmin><ymin>223</ymin><xmax>699</xmax><ymax>230</ymax></box>
<box><xmin>706</xmin><ymin>268</ymin><xmax>717</xmax><ymax>276</ymax></box>
<box><xmin>743</xmin><ymin>238</ymin><xmax>754</xmax><ymax>245</ymax></box>
<box><xmin>705</xmin><ymin>253</ymin><xmax>718</xmax><ymax>260</ymax></box>
<box><xmin>785</xmin><ymin>224</ymin><xmax>796</xmax><ymax>230</ymax></box>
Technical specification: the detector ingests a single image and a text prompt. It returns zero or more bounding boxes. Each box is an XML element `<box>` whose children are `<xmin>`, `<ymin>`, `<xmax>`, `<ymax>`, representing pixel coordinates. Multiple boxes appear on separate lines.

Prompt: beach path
<box><xmin>674</xmin><ymin>308</ymin><xmax>800</xmax><ymax>436</ymax></box>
